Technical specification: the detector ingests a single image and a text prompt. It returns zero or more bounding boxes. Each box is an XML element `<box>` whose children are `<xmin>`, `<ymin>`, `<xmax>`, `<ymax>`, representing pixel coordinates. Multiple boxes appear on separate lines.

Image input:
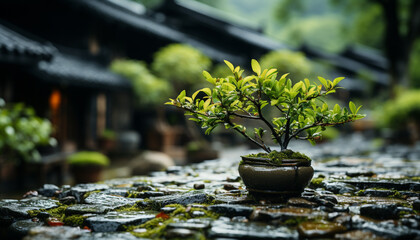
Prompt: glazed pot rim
<box><xmin>241</xmin><ymin>156</ymin><xmax>311</xmax><ymax>167</ymax></box>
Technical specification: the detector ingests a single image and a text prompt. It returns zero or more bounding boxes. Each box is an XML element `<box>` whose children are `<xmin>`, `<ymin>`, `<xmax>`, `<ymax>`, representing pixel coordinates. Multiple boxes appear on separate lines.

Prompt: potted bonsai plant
<box><xmin>167</xmin><ymin>59</ymin><xmax>364</xmax><ymax>197</ymax></box>
<box><xmin>67</xmin><ymin>151</ymin><xmax>110</xmax><ymax>183</ymax></box>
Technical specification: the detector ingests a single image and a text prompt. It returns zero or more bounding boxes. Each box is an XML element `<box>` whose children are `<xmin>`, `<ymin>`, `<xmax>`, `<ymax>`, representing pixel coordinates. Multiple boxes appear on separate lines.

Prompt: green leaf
<box><xmin>292</xmin><ymin>81</ymin><xmax>303</xmax><ymax>92</ymax></box>
<box><xmin>224</xmin><ymin>60</ymin><xmax>234</xmax><ymax>72</ymax></box>
<box><xmin>333</xmin><ymin>104</ymin><xmax>341</xmax><ymax>114</ymax></box>
<box><xmin>203</xmin><ymin>71</ymin><xmax>215</xmax><ymax>85</ymax></box>
<box><xmin>266</xmin><ymin>68</ymin><xmax>277</xmax><ymax>77</ymax></box>
<box><xmin>356</xmin><ymin>105</ymin><xmax>362</xmax><ymax>114</ymax></box>
<box><xmin>251</xmin><ymin>59</ymin><xmax>261</xmax><ymax>75</ymax></box>
<box><xmin>317</xmin><ymin>76</ymin><xmax>328</xmax><ymax>88</ymax></box>
<box><xmin>332</xmin><ymin>77</ymin><xmax>345</xmax><ymax>87</ymax></box>
<box><xmin>349</xmin><ymin>101</ymin><xmax>356</xmax><ymax>114</ymax></box>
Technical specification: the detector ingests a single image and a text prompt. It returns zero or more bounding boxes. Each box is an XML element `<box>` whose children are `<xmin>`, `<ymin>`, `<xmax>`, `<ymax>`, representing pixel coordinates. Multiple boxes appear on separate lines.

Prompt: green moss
<box><xmin>128</xmin><ymin>203</ymin><xmax>219</xmax><ymax>238</ymax></box>
<box><xmin>83</xmin><ymin>190</ymin><xmax>101</xmax><ymax>200</ymax></box>
<box><xmin>283</xmin><ymin>217</ymin><xmax>308</xmax><ymax>226</ymax></box>
<box><xmin>67</xmin><ymin>151</ymin><xmax>110</xmax><ymax>167</ymax></box>
<box><xmin>63</xmin><ymin>215</ymin><xmax>89</xmax><ymax>227</ymax></box>
<box><xmin>245</xmin><ymin>150</ymin><xmax>311</xmax><ymax>165</ymax></box>
<box><xmin>27</xmin><ymin>205</ymin><xmax>68</xmax><ymax>218</ymax></box>
<box><xmin>355</xmin><ymin>190</ymin><xmax>365</xmax><ymax>196</ymax></box>
<box><xmin>310</xmin><ymin>177</ymin><xmax>325</xmax><ymax>188</ymax></box>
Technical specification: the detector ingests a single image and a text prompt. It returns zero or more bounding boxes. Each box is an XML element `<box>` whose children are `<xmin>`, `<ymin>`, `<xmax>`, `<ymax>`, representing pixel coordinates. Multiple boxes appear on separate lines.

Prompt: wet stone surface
<box><xmin>0</xmin><ymin>135</ymin><xmax>419</xmax><ymax>239</ymax></box>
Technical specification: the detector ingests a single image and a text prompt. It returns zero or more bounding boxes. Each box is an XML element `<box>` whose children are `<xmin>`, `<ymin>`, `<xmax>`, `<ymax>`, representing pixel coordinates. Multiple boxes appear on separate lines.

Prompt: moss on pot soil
<box><xmin>244</xmin><ymin>150</ymin><xmax>311</xmax><ymax>165</ymax></box>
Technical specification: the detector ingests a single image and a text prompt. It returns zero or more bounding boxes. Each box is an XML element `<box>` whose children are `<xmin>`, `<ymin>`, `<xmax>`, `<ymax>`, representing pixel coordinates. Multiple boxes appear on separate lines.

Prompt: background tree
<box><xmin>274</xmin><ymin>0</ymin><xmax>420</xmax><ymax>96</ymax></box>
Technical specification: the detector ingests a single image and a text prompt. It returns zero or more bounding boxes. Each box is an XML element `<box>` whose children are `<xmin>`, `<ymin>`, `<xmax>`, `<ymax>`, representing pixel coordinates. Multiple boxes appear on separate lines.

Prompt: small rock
<box><xmin>24</xmin><ymin>226</ymin><xmax>88</xmax><ymax>240</ymax></box>
<box><xmin>59</xmin><ymin>196</ymin><xmax>77</xmax><ymax>205</ymax></box>
<box><xmin>165</xmin><ymin>228</ymin><xmax>197</xmax><ymax>238</ymax></box>
<box><xmin>65</xmin><ymin>204</ymin><xmax>109</xmax><ymax>215</ymax></box>
<box><xmin>130</xmin><ymin>151</ymin><xmax>175</xmax><ymax>176</ymax></box>
<box><xmin>209</xmin><ymin>219</ymin><xmax>298</xmax><ymax>239</ymax></box>
<box><xmin>38</xmin><ymin>184</ymin><xmax>60</xmax><ymax>197</ymax></box>
<box><xmin>194</xmin><ymin>183</ymin><xmax>205</xmax><ymax>190</ymax></box>
<box><xmin>23</xmin><ymin>191</ymin><xmax>38</xmax><ymax>198</ymax></box>
<box><xmin>298</xmin><ymin>221</ymin><xmax>346</xmax><ymax>238</ymax></box>
<box><xmin>190</xmin><ymin>211</ymin><xmax>206</xmax><ymax>217</ymax></box>
<box><xmin>149</xmin><ymin>193</ymin><xmax>211</xmax><ymax>208</ymax></box>
<box><xmin>360</xmin><ymin>204</ymin><xmax>399</xmax><ymax>220</ymax></box>
<box><xmin>207</xmin><ymin>204</ymin><xmax>254</xmax><ymax>218</ymax></box>
<box><xmin>346</xmin><ymin>170</ymin><xmax>374</xmax><ymax>177</ymax></box>
<box><xmin>85</xmin><ymin>211</ymin><xmax>156</xmax><ymax>232</ymax></box>
<box><xmin>335</xmin><ymin>230</ymin><xmax>387</xmax><ymax>240</ymax></box>
<box><xmin>412</xmin><ymin>199</ymin><xmax>420</xmax><ymax>211</ymax></box>
<box><xmin>287</xmin><ymin>197</ymin><xmax>317</xmax><ymax>208</ymax></box>
<box><xmin>8</xmin><ymin>219</ymin><xmax>44</xmax><ymax>239</ymax></box>
<box><xmin>223</xmin><ymin>184</ymin><xmax>238</xmax><ymax>190</ymax></box>
<box><xmin>161</xmin><ymin>207</ymin><xmax>177</xmax><ymax>213</ymax></box>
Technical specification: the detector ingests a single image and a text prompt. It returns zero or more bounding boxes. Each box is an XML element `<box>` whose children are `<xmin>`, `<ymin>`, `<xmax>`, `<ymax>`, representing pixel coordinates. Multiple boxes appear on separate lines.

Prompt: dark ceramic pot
<box><xmin>238</xmin><ymin>156</ymin><xmax>314</xmax><ymax>197</ymax></box>
<box><xmin>70</xmin><ymin>165</ymin><xmax>104</xmax><ymax>184</ymax></box>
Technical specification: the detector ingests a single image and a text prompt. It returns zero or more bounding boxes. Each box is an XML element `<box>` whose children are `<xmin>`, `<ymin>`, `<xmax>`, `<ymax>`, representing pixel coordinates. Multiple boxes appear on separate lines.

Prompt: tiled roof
<box><xmin>34</xmin><ymin>53</ymin><xmax>131</xmax><ymax>90</ymax></box>
<box><xmin>0</xmin><ymin>24</ymin><xmax>56</xmax><ymax>64</ymax></box>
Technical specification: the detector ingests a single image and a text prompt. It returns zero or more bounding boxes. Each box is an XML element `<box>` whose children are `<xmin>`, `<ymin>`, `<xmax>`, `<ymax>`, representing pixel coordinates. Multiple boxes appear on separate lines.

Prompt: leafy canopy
<box><xmin>0</xmin><ymin>99</ymin><xmax>55</xmax><ymax>162</ymax></box>
<box><xmin>167</xmin><ymin>59</ymin><xmax>364</xmax><ymax>152</ymax></box>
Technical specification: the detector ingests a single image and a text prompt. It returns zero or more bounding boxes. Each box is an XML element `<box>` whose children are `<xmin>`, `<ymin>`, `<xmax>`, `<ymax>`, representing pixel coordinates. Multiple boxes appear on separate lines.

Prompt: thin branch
<box><xmin>226</xmin><ymin>115</ymin><xmax>271</xmax><ymax>153</ymax></box>
<box><xmin>289</xmin><ymin>119</ymin><xmax>354</xmax><ymax>140</ymax></box>
<box><xmin>243</xmin><ymin>94</ymin><xmax>283</xmax><ymax>147</ymax></box>
<box><xmin>230</xmin><ymin>112</ymin><xmax>259</xmax><ymax>119</ymax></box>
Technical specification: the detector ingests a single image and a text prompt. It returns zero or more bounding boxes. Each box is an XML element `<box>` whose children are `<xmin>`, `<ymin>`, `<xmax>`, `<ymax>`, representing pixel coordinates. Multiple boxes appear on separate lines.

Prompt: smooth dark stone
<box><xmin>0</xmin><ymin>198</ymin><xmax>58</xmax><ymax>219</ymax></box>
<box><xmin>362</xmin><ymin>189</ymin><xmax>398</xmax><ymax>197</ymax></box>
<box><xmin>360</xmin><ymin>204</ymin><xmax>399</xmax><ymax>220</ymax></box>
<box><xmin>250</xmin><ymin>207</ymin><xmax>314</xmax><ymax>222</ymax></box>
<box><xmin>8</xmin><ymin>219</ymin><xmax>44</xmax><ymax>239</ymax></box>
<box><xmin>85</xmin><ymin>211</ymin><xmax>156</xmax><ymax>232</ymax></box>
<box><xmin>323</xmin><ymin>182</ymin><xmax>357</xmax><ymax>194</ymax></box>
<box><xmin>65</xmin><ymin>204</ymin><xmax>109</xmax><ymax>215</ymax></box>
<box><xmin>59</xmin><ymin>196</ymin><xmax>77</xmax><ymax>205</ymax></box>
<box><xmin>165</xmin><ymin>228</ymin><xmax>197</xmax><ymax>238</ymax></box>
<box><xmin>352</xmin><ymin>216</ymin><xmax>420</xmax><ymax>239</ymax></box>
<box><xmin>413</xmin><ymin>199</ymin><xmax>420</xmax><ymax>211</ymax></box>
<box><xmin>69</xmin><ymin>184</ymin><xmax>109</xmax><ymax>202</ymax></box>
<box><xmin>346</xmin><ymin>170</ymin><xmax>374</xmax><ymax>177</ymax></box>
<box><xmin>21</xmin><ymin>226</ymin><xmax>88</xmax><ymax>239</ymax></box>
<box><xmin>341</xmin><ymin>180</ymin><xmax>420</xmax><ymax>191</ymax></box>
<box><xmin>194</xmin><ymin>183</ymin><xmax>205</xmax><ymax>190</ymax></box>
<box><xmin>207</xmin><ymin>204</ymin><xmax>254</xmax><ymax>218</ymax></box>
<box><xmin>209</xmin><ymin>219</ymin><xmax>298</xmax><ymax>239</ymax></box>
<box><xmin>298</xmin><ymin>221</ymin><xmax>346</xmax><ymax>238</ymax></box>
<box><xmin>160</xmin><ymin>207</ymin><xmax>177</xmax><ymax>213</ymax></box>
<box><xmin>149</xmin><ymin>193</ymin><xmax>211</xmax><ymax>208</ymax></box>
<box><xmin>84</xmin><ymin>193</ymin><xmax>138</xmax><ymax>210</ymax></box>
<box><xmin>78</xmin><ymin>232</ymin><xmax>141</xmax><ymax>240</ymax></box>
<box><xmin>287</xmin><ymin>198</ymin><xmax>317</xmax><ymax>208</ymax></box>
<box><xmin>168</xmin><ymin>219</ymin><xmax>212</xmax><ymax>230</ymax></box>
<box><xmin>38</xmin><ymin>184</ymin><xmax>60</xmax><ymax>197</ymax></box>
<box><xmin>223</xmin><ymin>184</ymin><xmax>239</xmax><ymax>190</ymax></box>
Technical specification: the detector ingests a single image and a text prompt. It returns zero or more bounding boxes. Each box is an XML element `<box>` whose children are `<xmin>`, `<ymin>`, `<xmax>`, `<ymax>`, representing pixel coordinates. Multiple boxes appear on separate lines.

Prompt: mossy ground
<box><xmin>244</xmin><ymin>149</ymin><xmax>311</xmax><ymax>165</ymax></box>
<box><xmin>128</xmin><ymin>203</ymin><xmax>219</xmax><ymax>239</ymax></box>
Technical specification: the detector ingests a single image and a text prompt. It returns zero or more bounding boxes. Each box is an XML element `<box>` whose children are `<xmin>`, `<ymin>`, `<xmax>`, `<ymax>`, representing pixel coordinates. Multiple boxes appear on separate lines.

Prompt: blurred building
<box><xmin>0</xmin><ymin>0</ymin><xmax>388</xmax><ymax>151</ymax></box>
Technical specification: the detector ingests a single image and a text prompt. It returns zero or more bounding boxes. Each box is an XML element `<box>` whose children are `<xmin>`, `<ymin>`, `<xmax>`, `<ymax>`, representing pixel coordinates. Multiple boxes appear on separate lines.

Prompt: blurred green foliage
<box><xmin>378</xmin><ymin>89</ymin><xmax>420</xmax><ymax>129</ymax></box>
<box><xmin>67</xmin><ymin>151</ymin><xmax>110</xmax><ymax>167</ymax></box>
<box><xmin>152</xmin><ymin>44</ymin><xmax>212</xmax><ymax>91</ymax></box>
<box><xmin>110</xmin><ymin>59</ymin><xmax>171</xmax><ymax>107</ymax></box>
<box><xmin>0</xmin><ymin>99</ymin><xmax>55</xmax><ymax>162</ymax></box>
<box><xmin>259</xmin><ymin>50</ymin><xmax>312</xmax><ymax>81</ymax></box>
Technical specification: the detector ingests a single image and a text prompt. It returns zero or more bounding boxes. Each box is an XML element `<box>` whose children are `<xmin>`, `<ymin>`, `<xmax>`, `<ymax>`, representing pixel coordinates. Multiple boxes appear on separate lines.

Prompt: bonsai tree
<box><xmin>166</xmin><ymin>59</ymin><xmax>365</xmax><ymax>156</ymax></box>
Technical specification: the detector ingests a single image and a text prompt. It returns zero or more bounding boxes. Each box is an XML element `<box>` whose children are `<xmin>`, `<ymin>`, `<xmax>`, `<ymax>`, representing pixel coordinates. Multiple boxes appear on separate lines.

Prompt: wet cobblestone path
<box><xmin>1</xmin><ymin>135</ymin><xmax>419</xmax><ymax>239</ymax></box>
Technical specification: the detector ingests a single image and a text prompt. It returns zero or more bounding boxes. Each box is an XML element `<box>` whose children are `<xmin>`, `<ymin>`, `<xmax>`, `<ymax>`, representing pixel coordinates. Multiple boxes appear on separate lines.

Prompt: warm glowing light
<box><xmin>49</xmin><ymin>90</ymin><xmax>61</xmax><ymax>111</ymax></box>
